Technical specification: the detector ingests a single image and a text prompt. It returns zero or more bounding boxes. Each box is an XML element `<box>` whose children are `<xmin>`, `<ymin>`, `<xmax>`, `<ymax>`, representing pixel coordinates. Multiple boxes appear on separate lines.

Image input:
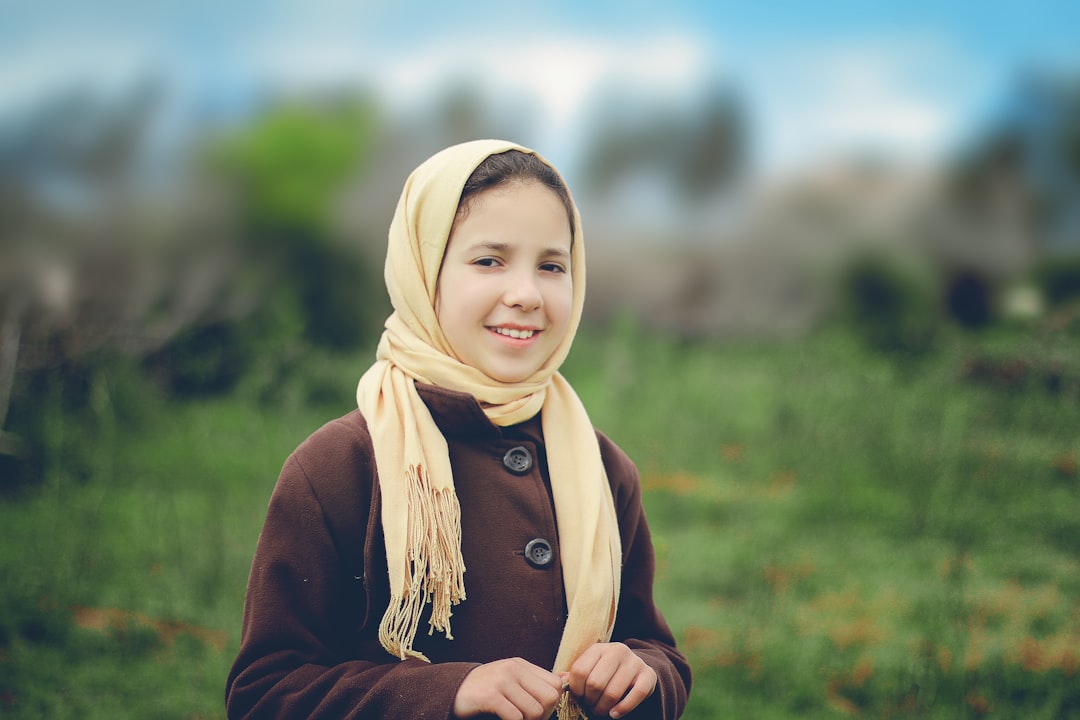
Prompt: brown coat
<box><xmin>226</xmin><ymin>383</ymin><xmax>691</xmax><ymax>719</ymax></box>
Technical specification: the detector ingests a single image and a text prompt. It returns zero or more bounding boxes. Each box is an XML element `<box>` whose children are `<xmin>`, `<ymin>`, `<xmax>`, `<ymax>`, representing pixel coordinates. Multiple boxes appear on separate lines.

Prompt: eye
<box><xmin>540</xmin><ymin>262</ymin><xmax>567</xmax><ymax>274</ymax></box>
<box><xmin>473</xmin><ymin>257</ymin><xmax>501</xmax><ymax>268</ymax></box>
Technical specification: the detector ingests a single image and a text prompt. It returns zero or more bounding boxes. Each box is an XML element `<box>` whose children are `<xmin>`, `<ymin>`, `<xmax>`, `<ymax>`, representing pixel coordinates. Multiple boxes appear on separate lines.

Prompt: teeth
<box><xmin>493</xmin><ymin>327</ymin><xmax>536</xmax><ymax>339</ymax></box>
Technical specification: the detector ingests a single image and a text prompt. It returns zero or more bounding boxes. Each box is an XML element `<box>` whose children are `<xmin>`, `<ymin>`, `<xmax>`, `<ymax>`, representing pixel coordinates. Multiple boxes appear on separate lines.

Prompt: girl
<box><xmin>226</xmin><ymin>140</ymin><xmax>691</xmax><ymax>720</ymax></box>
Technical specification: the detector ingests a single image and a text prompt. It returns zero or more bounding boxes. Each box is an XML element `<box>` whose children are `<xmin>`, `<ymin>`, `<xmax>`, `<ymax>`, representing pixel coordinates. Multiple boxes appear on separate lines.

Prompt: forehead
<box><xmin>449</xmin><ymin>181</ymin><xmax>573</xmax><ymax>245</ymax></box>
<box><xmin>458</xmin><ymin>178</ymin><xmax>562</xmax><ymax>211</ymax></box>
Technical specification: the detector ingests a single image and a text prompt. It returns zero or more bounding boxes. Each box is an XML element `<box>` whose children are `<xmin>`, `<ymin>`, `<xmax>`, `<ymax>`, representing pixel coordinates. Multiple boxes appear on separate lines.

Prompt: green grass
<box><xmin>3</xmin><ymin>325</ymin><xmax>1080</xmax><ymax>718</ymax></box>
<box><xmin>566</xmin><ymin>322</ymin><xmax>1080</xmax><ymax>719</ymax></box>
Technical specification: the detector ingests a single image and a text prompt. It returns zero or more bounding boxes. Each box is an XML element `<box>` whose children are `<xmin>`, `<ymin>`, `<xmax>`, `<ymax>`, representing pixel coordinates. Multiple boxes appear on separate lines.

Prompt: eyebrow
<box><xmin>468</xmin><ymin>240</ymin><xmax>571</xmax><ymax>260</ymax></box>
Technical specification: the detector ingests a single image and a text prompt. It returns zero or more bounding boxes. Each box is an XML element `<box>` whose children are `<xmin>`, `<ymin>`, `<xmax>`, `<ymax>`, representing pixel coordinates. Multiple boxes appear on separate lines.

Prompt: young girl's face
<box><xmin>435</xmin><ymin>180</ymin><xmax>574</xmax><ymax>383</ymax></box>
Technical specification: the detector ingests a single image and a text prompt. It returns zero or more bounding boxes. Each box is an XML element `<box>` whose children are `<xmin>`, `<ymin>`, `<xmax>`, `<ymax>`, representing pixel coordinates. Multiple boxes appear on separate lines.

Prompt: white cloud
<box><xmin>375</xmin><ymin>33</ymin><xmax>713</xmax><ymax>111</ymax></box>
<box><xmin>0</xmin><ymin>14</ymin><xmax>991</xmax><ymax>181</ymax></box>
<box><xmin>744</xmin><ymin>34</ymin><xmax>986</xmax><ymax>174</ymax></box>
<box><xmin>362</xmin><ymin>33</ymin><xmax>717</xmax><ymax>164</ymax></box>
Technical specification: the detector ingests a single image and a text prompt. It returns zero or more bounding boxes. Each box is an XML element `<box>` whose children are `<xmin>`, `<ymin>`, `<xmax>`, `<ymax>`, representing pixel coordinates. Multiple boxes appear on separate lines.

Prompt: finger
<box><xmin>589</xmin><ymin>662</ymin><xmax>641</xmax><ymax>717</ymax></box>
<box><xmin>488</xmin><ymin>695</ymin><xmax>527</xmax><ymax>720</ymax></box>
<box><xmin>519</xmin><ymin>675</ymin><xmax>564</xmax><ymax>714</ymax></box>
<box><xmin>607</xmin><ymin>668</ymin><xmax>657</xmax><ymax>719</ymax></box>
<box><xmin>455</xmin><ymin>659</ymin><xmax>562</xmax><ymax>720</ymax></box>
<box><xmin>499</xmin><ymin>685</ymin><xmax>545</xmax><ymax>720</ymax></box>
<box><xmin>506</xmin><ymin>663</ymin><xmax>563</xmax><ymax>718</ymax></box>
<box><xmin>566</xmin><ymin>644</ymin><xmax>604</xmax><ymax>698</ymax></box>
<box><xmin>515</xmin><ymin>661</ymin><xmax>564</xmax><ymax>699</ymax></box>
<box><xmin>580</xmin><ymin>656</ymin><xmax>619</xmax><ymax>709</ymax></box>
<box><xmin>500</xmin><ymin>657</ymin><xmax>562</xmax><ymax>690</ymax></box>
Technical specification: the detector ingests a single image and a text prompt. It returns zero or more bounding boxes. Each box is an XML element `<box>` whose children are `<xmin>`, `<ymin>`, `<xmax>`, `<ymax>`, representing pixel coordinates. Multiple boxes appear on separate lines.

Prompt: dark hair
<box><xmin>457</xmin><ymin>150</ymin><xmax>576</xmax><ymax>243</ymax></box>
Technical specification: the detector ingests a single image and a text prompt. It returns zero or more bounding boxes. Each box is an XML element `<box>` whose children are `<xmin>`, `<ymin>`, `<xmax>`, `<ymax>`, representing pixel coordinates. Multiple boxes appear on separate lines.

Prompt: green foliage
<box><xmin>567</xmin><ymin>320</ymin><xmax>1080</xmax><ymax>719</ymax></box>
<box><xmin>2</xmin><ymin>351</ymin><xmax>164</xmax><ymax>493</ymax></box>
<box><xmin>211</xmin><ymin>98</ymin><xmax>387</xmax><ymax>353</ymax></box>
<box><xmin>212</xmin><ymin>100</ymin><xmax>377</xmax><ymax>233</ymax></box>
<box><xmin>287</xmin><ymin>236</ymin><xmax>390</xmax><ymax>350</ymax></box>
<box><xmin>1034</xmin><ymin>254</ymin><xmax>1080</xmax><ymax>309</ymax></box>
<box><xmin>140</xmin><ymin>97</ymin><xmax>388</xmax><ymax>402</ymax></box>
<box><xmin>839</xmin><ymin>252</ymin><xmax>940</xmax><ymax>359</ymax></box>
<box><xmin>142</xmin><ymin>285</ymin><xmax>307</xmax><ymax>397</ymax></box>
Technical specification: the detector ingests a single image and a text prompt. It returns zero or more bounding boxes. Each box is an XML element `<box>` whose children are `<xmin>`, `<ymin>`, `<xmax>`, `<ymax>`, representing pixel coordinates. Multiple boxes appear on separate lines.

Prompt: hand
<box><xmin>452</xmin><ymin>657</ymin><xmax>564</xmax><ymax>720</ymax></box>
<box><xmin>563</xmin><ymin>642</ymin><xmax>657</xmax><ymax>719</ymax></box>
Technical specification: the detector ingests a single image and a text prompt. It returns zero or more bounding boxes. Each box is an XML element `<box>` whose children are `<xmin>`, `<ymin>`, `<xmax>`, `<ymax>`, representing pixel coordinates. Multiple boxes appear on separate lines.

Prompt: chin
<box><xmin>487</xmin><ymin>367</ymin><xmax>537</xmax><ymax>384</ymax></box>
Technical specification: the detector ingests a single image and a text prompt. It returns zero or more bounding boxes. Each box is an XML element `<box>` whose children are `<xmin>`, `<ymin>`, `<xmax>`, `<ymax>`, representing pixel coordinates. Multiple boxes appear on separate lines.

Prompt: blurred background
<box><xmin>3</xmin><ymin>1</ymin><xmax>1080</xmax><ymax>717</ymax></box>
<box><xmin>3</xmin><ymin>0</ymin><xmax>1079</xmax><ymax>414</ymax></box>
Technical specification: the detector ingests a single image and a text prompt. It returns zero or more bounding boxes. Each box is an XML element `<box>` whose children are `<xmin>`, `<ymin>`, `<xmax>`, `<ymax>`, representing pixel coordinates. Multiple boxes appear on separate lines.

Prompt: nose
<box><xmin>502</xmin><ymin>271</ymin><xmax>543</xmax><ymax>311</ymax></box>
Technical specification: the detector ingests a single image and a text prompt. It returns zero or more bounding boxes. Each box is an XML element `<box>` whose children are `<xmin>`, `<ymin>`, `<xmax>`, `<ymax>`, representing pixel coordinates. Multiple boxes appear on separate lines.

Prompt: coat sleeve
<box><xmin>225</xmin><ymin>415</ymin><xmax>479</xmax><ymax>720</ymax></box>
<box><xmin>598</xmin><ymin>432</ymin><xmax>693</xmax><ymax>720</ymax></box>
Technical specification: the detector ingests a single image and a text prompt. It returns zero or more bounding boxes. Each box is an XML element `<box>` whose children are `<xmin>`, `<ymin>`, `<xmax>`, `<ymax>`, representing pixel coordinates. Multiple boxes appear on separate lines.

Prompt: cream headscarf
<box><xmin>355</xmin><ymin>140</ymin><xmax>622</xmax><ymax>712</ymax></box>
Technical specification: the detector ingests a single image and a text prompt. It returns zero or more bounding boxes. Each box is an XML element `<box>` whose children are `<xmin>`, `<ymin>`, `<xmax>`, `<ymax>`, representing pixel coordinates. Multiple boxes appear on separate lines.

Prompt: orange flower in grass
<box><xmin>762</xmin><ymin>557</ymin><xmax>815</xmax><ymax>596</ymax></box>
<box><xmin>826</xmin><ymin>658</ymin><xmax>875</xmax><ymax>717</ymax></box>
<box><xmin>1020</xmin><ymin>636</ymin><xmax>1047</xmax><ymax>672</ymax></box>
<box><xmin>1013</xmin><ymin>635</ymin><xmax>1080</xmax><ymax>676</ymax></box>
<box><xmin>828</xmin><ymin>616</ymin><xmax>888</xmax><ymax>650</ymax></box>
<box><xmin>679</xmin><ymin>625</ymin><xmax>762</xmax><ymax>674</ymax></box>
<box><xmin>965</xmin><ymin>690</ymin><xmax>992</xmax><ymax>716</ymax></box>
<box><xmin>794</xmin><ymin>589</ymin><xmax>895</xmax><ymax>650</ymax></box>
<box><xmin>1053</xmin><ymin>451</ymin><xmax>1077</xmax><ymax>478</ymax></box>
<box><xmin>962</xmin><ymin>619</ymin><xmax>988</xmax><ymax>673</ymax></box>
<box><xmin>72</xmin><ymin>606</ymin><xmax>228</xmax><ymax>651</ymax></box>
<box><xmin>1060</xmin><ymin>649</ymin><xmax>1080</xmax><ymax>677</ymax></box>
<box><xmin>721</xmin><ymin>444</ymin><xmax>745</xmax><ymax>463</ymax></box>
<box><xmin>766</xmin><ymin>470</ymin><xmax>797</xmax><ymax>498</ymax></box>
<box><xmin>680</xmin><ymin>624</ymin><xmax>723</xmax><ymax>653</ymax></box>
<box><xmin>641</xmin><ymin>470</ymin><xmax>701</xmax><ymax>495</ymax></box>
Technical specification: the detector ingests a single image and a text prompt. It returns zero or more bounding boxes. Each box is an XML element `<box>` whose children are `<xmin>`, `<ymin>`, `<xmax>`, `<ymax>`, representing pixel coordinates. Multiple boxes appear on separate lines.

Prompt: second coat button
<box><xmin>524</xmin><ymin>538</ymin><xmax>554</xmax><ymax>568</ymax></box>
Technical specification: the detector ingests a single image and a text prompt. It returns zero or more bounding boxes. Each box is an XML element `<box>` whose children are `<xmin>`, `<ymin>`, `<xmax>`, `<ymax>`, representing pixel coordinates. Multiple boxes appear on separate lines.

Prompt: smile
<box><xmin>490</xmin><ymin>327</ymin><xmax>537</xmax><ymax>339</ymax></box>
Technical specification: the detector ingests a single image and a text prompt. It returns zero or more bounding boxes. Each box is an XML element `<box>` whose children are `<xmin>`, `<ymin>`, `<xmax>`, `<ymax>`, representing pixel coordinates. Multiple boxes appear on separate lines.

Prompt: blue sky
<box><xmin>2</xmin><ymin>0</ymin><xmax>1077</xmax><ymax>176</ymax></box>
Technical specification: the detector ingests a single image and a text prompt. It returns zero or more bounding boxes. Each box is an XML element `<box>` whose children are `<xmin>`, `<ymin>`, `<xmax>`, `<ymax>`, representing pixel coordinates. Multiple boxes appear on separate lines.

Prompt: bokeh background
<box><xmin>3</xmin><ymin>1</ymin><xmax>1080</xmax><ymax>718</ymax></box>
<box><xmin>3</xmin><ymin>0</ymin><xmax>1080</xmax><ymax>393</ymax></box>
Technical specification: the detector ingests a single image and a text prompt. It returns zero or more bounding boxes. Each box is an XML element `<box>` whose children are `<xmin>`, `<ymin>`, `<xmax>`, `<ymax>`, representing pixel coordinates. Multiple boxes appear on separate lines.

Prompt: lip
<box><xmin>488</xmin><ymin>323</ymin><xmax>542</xmax><ymax>332</ymax></box>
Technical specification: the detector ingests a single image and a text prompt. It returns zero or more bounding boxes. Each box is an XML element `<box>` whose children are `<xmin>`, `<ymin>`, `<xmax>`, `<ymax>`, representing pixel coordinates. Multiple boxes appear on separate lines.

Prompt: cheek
<box><xmin>433</xmin><ymin>292</ymin><xmax>453</xmax><ymax>340</ymax></box>
<box><xmin>433</xmin><ymin>271</ymin><xmax>483</xmax><ymax>343</ymax></box>
<box><xmin>434</xmin><ymin>269</ymin><xmax>464</xmax><ymax>325</ymax></box>
<box><xmin>550</xmin><ymin>283</ymin><xmax>574</xmax><ymax>328</ymax></box>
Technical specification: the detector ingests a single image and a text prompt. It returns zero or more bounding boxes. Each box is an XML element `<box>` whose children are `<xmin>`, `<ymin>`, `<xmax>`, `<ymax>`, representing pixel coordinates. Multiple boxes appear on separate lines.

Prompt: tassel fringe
<box><xmin>557</xmin><ymin>693</ymin><xmax>588</xmax><ymax>720</ymax></box>
<box><xmin>379</xmin><ymin>464</ymin><xmax>466</xmax><ymax>661</ymax></box>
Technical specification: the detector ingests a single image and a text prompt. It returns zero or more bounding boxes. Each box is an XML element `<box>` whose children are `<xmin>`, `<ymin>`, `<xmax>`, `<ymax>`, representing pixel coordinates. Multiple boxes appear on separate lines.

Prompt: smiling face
<box><xmin>435</xmin><ymin>180</ymin><xmax>574</xmax><ymax>383</ymax></box>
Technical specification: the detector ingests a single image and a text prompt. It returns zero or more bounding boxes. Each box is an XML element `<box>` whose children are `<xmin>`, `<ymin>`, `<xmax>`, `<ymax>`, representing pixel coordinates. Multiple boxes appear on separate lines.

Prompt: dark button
<box><xmin>524</xmin><ymin>538</ymin><xmax>554</xmax><ymax>568</ymax></box>
<box><xmin>502</xmin><ymin>446</ymin><xmax>533</xmax><ymax>475</ymax></box>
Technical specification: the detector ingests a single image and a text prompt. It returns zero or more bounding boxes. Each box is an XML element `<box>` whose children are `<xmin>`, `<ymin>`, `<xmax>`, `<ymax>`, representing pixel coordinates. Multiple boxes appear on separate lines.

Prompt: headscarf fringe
<box><xmin>378</xmin><ymin>463</ymin><xmax>465</xmax><ymax>659</ymax></box>
<box><xmin>557</xmin><ymin>693</ymin><xmax>588</xmax><ymax>720</ymax></box>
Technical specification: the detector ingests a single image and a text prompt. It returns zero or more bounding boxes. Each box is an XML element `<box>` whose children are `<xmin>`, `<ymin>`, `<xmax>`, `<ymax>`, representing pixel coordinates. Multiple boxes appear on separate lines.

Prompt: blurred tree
<box><xmin>1034</xmin><ymin>254</ymin><xmax>1080</xmax><ymax>308</ymax></box>
<box><xmin>677</xmin><ymin>84</ymin><xmax>747</xmax><ymax>202</ymax></box>
<box><xmin>944</xmin><ymin>269</ymin><xmax>993</xmax><ymax>329</ymax></box>
<box><xmin>1</xmin><ymin>81</ymin><xmax>164</xmax><ymax>424</ymax></box>
<box><xmin>928</xmin><ymin>72</ymin><xmax>1080</xmax><ymax>335</ymax></box>
<box><xmin>949</xmin><ymin>70</ymin><xmax>1080</xmax><ymax>266</ymax></box>
<box><xmin>581</xmin><ymin>80</ymin><xmax>746</xmax><ymax>206</ymax></box>
<box><xmin>0</xmin><ymin>79</ymin><xmax>242</xmax><ymax>486</ymax></box>
<box><xmin>214</xmin><ymin>100</ymin><xmax>373</xmax><ymax>233</ymax></box>
<box><xmin>840</xmin><ymin>252</ymin><xmax>938</xmax><ymax>359</ymax></box>
<box><xmin>0</xmin><ymin>83</ymin><xmax>384</xmax><ymax>484</ymax></box>
<box><xmin>203</xmin><ymin>97</ymin><xmax>384</xmax><ymax>355</ymax></box>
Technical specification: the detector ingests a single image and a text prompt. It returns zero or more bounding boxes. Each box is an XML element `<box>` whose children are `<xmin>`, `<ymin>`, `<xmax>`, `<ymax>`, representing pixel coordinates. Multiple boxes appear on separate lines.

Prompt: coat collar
<box><xmin>415</xmin><ymin>382</ymin><xmax>543</xmax><ymax>445</ymax></box>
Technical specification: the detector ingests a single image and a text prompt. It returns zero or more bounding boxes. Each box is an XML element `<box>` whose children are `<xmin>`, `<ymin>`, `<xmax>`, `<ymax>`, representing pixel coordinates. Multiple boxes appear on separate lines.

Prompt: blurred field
<box><xmin>2</xmin><ymin>319</ymin><xmax>1078</xmax><ymax>719</ymax></box>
